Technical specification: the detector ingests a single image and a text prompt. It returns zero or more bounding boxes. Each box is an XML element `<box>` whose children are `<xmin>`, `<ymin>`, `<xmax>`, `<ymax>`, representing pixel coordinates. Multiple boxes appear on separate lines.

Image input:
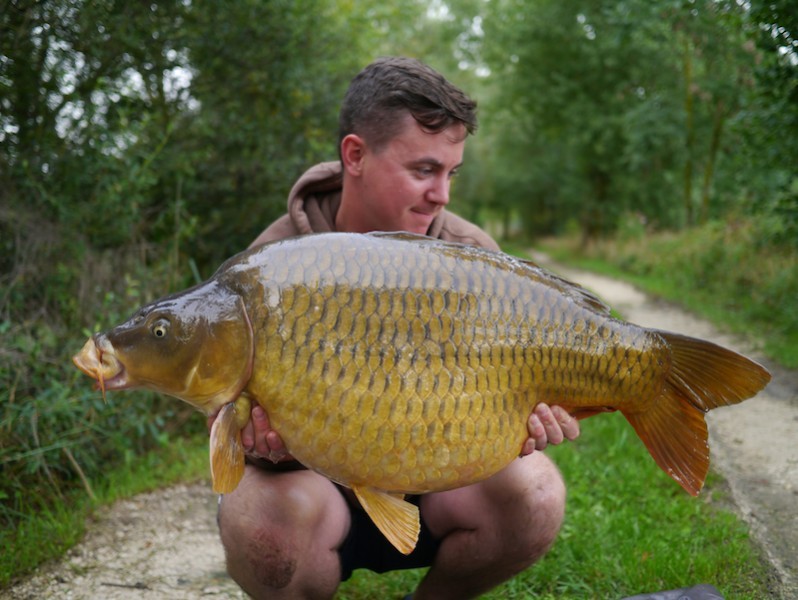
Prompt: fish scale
<box><xmin>241</xmin><ymin>235</ymin><xmax>654</xmax><ymax>493</ymax></box>
<box><xmin>73</xmin><ymin>231</ymin><xmax>771</xmax><ymax>554</ymax></box>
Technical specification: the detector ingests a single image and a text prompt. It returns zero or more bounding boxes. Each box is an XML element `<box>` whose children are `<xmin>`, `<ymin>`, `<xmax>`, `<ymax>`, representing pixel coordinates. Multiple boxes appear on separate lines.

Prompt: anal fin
<box><xmin>209</xmin><ymin>402</ymin><xmax>246</xmax><ymax>494</ymax></box>
<box><xmin>353</xmin><ymin>486</ymin><xmax>420</xmax><ymax>555</ymax></box>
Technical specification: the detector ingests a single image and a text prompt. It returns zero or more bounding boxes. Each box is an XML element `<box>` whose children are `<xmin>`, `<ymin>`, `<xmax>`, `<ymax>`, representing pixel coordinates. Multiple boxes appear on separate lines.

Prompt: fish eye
<box><xmin>151</xmin><ymin>319</ymin><xmax>170</xmax><ymax>339</ymax></box>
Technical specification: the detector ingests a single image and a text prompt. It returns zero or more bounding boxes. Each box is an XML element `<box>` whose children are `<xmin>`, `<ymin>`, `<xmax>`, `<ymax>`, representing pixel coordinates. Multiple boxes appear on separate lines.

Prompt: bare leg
<box><xmin>217</xmin><ymin>466</ymin><xmax>351</xmax><ymax>600</ymax></box>
<box><xmin>414</xmin><ymin>453</ymin><xmax>566</xmax><ymax>600</ymax></box>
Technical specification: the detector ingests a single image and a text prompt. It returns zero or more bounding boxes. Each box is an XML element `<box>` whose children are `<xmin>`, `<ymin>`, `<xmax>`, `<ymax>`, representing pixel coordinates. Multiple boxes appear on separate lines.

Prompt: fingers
<box><xmin>519</xmin><ymin>437</ymin><xmax>537</xmax><ymax>457</ymax></box>
<box><xmin>538</xmin><ymin>403</ymin><xmax>566</xmax><ymax>446</ymax></box>
<box><xmin>524</xmin><ymin>409</ymin><xmax>547</xmax><ymax>453</ymax></box>
<box><xmin>245</xmin><ymin>405</ymin><xmax>288</xmax><ymax>463</ymax></box>
<box><xmin>249</xmin><ymin>405</ymin><xmax>271</xmax><ymax>456</ymax></box>
<box><xmin>551</xmin><ymin>404</ymin><xmax>580</xmax><ymax>441</ymax></box>
<box><xmin>211</xmin><ymin>402</ymin><xmax>292</xmax><ymax>464</ymax></box>
<box><xmin>522</xmin><ymin>403</ymin><xmax>580</xmax><ymax>456</ymax></box>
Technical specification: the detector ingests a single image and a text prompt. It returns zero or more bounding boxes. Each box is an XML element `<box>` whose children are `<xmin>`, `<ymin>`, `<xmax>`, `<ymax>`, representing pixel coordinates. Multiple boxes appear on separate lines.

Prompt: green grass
<box><xmin>0</xmin><ymin>434</ymin><xmax>209</xmax><ymax>588</ymax></box>
<box><xmin>338</xmin><ymin>414</ymin><xmax>774</xmax><ymax>599</ymax></box>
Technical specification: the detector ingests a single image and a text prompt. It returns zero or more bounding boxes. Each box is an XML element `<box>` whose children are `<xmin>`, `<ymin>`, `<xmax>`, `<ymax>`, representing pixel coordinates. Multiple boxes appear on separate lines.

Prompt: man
<box><xmin>215</xmin><ymin>56</ymin><xmax>580</xmax><ymax>600</ymax></box>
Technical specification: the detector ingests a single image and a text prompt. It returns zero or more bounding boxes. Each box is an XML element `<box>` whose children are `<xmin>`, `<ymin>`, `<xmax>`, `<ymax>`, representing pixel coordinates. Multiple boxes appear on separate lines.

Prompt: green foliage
<box><xmin>175</xmin><ymin>0</ymin><xmax>359</xmax><ymax>266</ymax></box>
<box><xmin>479</xmin><ymin>0</ymin><xmax>684</xmax><ymax>236</ymax></box>
<box><xmin>470</xmin><ymin>0</ymin><xmax>790</xmax><ymax>240</ymax></box>
<box><xmin>1</xmin><ymin>7</ymin><xmax>205</xmax><ymax>549</ymax></box>
<box><xmin>738</xmin><ymin>1</ymin><xmax>798</xmax><ymax>246</ymax></box>
<box><xmin>0</xmin><ymin>251</ymin><xmax>205</xmax><ymax>531</ymax></box>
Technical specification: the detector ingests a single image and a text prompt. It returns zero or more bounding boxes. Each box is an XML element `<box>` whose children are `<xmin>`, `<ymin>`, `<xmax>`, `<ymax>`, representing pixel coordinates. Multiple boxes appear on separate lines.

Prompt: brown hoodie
<box><xmin>250</xmin><ymin>161</ymin><xmax>500</xmax><ymax>251</ymax></box>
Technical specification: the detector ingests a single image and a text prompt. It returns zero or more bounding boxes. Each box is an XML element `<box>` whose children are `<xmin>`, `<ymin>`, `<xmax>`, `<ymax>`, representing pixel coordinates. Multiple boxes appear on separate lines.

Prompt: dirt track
<box><xmin>5</xmin><ymin>256</ymin><xmax>797</xmax><ymax>599</ymax></box>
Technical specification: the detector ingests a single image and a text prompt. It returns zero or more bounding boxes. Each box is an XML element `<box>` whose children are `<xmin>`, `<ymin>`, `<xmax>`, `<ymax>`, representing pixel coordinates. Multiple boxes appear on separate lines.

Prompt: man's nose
<box><xmin>428</xmin><ymin>176</ymin><xmax>450</xmax><ymax>205</ymax></box>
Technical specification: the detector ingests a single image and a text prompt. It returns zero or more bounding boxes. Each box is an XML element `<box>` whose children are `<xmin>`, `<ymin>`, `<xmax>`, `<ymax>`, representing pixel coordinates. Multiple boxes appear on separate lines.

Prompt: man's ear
<box><xmin>341</xmin><ymin>134</ymin><xmax>367</xmax><ymax>176</ymax></box>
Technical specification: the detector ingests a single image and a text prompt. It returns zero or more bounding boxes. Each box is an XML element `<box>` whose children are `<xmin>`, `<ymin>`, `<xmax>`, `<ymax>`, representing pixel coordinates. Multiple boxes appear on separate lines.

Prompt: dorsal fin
<box><xmin>515</xmin><ymin>259</ymin><xmax>611</xmax><ymax>316</ymax></box>
<box><xmin>366</xmin><ymin>231</ymin><xmax>437</xmax><ymax>243</ymax></box>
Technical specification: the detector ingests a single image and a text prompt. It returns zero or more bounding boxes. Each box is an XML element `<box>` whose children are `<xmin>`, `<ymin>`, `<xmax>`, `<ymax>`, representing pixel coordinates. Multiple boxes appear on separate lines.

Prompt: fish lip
<box><xmin>73</xmin><ymin>335</ymin><xmax>128</xmax><ymax>389</ymax></box>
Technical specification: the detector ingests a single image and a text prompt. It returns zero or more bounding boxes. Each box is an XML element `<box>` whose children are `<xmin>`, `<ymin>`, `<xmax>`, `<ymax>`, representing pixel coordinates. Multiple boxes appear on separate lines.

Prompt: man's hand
<box><xmin>519</xmin><ymin>403</ymin><xmax>580</xmax><ymax>456</ymax></box>
<box><xmin>207</xmin><ymin>404</ymin><xmax>294</xmax><ymax>463</ymax></box>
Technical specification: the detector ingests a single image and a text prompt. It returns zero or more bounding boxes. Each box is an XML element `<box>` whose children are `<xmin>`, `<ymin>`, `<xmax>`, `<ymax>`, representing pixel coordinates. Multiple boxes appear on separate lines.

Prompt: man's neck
<box><xmin>334</xmin><ymin>180</ymin><xmax>368</xmax><ymax>233</ymax></box>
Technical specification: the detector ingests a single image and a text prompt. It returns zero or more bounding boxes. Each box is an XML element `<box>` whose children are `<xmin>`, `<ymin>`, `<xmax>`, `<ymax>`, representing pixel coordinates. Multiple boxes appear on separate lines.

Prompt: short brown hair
<box><xmin>338</xmin><ymin>56</ymin><xmax>478</xmax><ymax>154</ymax></box>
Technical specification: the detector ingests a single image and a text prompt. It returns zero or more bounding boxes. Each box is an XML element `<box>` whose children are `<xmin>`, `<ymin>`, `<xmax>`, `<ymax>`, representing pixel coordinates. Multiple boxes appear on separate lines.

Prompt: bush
<box><xmin>0</xmin><ymin>205</ymin><xmax>202</xmax><ymax>536</ymax></box>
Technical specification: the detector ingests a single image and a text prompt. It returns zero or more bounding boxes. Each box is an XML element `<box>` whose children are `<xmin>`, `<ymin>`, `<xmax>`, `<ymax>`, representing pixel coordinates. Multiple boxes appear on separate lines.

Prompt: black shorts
<box><xmin>337</xmin><ymin>489</ymin><xmax>440</xmax><ymax>581</ymax></box>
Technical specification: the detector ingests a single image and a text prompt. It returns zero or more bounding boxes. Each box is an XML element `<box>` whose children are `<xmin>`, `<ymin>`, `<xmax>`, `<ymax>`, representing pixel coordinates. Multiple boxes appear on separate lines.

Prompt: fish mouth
<box><xmin>72</xmin><ymin>336</ymin><xmax>130</xmax><ymax>395</ymax></box>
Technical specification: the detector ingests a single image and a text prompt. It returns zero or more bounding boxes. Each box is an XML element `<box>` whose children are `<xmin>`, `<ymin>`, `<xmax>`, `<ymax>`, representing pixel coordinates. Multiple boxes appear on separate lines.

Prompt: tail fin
<box><xmin>624</xmin><ymin>332</ymin><xmax>771</xmax><ymax>496</ymax></box>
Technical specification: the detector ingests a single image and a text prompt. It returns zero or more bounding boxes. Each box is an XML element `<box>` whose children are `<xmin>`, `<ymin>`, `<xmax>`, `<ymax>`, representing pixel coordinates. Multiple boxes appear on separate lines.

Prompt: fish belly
<box><xmin>240</xmin><ymin>234</ymin><xmax>665</xmax><ymax>493</ymax></box>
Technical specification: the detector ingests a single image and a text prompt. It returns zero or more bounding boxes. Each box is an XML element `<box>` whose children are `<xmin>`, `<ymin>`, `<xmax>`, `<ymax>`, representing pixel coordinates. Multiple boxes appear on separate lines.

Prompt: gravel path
<box><xmin>3</xmin><ymin>483</ymin><xmax>242</xmax><ymax>600</ymax></box>
<box><xmin>5</xmin><ymin>256</ymin><xmax>796</xmax><ymax>599</ymax></box>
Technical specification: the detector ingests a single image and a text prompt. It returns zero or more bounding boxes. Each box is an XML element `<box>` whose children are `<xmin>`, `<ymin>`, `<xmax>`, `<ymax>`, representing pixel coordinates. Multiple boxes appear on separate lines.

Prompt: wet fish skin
<box><xmin>232</xmin><ymin>234</ymin><xmax>667</xmax><ymax>494</ymax></box>
<box><xmin>73</xmin><ymin>232</ymin><xmax>771</xmax><ymax>554</ymax></box>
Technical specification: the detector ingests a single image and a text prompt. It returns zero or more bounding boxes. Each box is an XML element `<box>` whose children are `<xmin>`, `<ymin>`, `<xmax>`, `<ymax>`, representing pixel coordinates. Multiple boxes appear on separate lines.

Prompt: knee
<box><xmin>216</xmin><ymin>469</ymin><xmax>323</xmax><ymax>593</ymax></box>
<box><xmin>501</xmin><ymin>455</ymin><xmax>567</xmax><ymax>566</ymax></box>
<box><xmin>218</xmin><ymin>492</ymin><xmax>295</xmax><ymax>591</ymax></box>
<box><xmin>224</xmin><ymin>521</ymin><xmax>298</xmax><ymax>592</ymax></box>
<box><xmin>529</xmin><ymin>457</ymin><xmax>567</xmax><ymax>544</ymax></box>
<box><xmin>531</xmin><ymin>453</ymin><xmax>567</xmax><ymax>513</ymax></box>
<box><xmin>216</xmin><ymin>467</ymin><xmax>351</xmax><ymax>597</ymax></box>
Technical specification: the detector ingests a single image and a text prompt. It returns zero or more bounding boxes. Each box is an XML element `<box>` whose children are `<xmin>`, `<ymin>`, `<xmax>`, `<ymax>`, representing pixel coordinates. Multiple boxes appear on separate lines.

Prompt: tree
<box><xmin>474</xmin><ymin>0</ymin><xmax>756</xmax><ymax>239</ymax></box>
<box><xmin>745</xmin><ymin>0</ymin><xmax>798</xmax><ymax>245</ymax></box>
<box><xmin>1</xmin><ymin>1</ymin><xmax>194</xmax><ymax>325</ymax></box>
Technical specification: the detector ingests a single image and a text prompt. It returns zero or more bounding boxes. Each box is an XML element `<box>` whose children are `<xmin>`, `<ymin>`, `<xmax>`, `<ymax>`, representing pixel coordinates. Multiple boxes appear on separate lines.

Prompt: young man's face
<box><xmin>342</xmin><ymin>114</ymin><xmax>467</xmax><ymax>235</ymax></box>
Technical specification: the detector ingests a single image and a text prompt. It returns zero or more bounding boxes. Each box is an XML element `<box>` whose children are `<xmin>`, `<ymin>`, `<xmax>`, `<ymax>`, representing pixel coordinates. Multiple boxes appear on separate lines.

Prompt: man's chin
<box><xmin>405</xmin><ymin>215</ymin><xmax>435</xmax><ymax>234</ymax></box>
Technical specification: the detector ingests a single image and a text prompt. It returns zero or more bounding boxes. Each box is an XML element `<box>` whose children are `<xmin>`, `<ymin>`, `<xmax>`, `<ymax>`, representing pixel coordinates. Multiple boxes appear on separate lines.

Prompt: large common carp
<box><xmin>73</xmin><ymin>232</ymin><xmax>770</xmax><ymax>554</ymax></box>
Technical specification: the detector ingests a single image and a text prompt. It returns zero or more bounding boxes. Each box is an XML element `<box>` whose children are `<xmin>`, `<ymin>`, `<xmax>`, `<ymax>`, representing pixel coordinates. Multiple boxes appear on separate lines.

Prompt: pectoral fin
<box><xmin>209</xmin><ymin>402</ymin><xmax>246</xmax><ymax>493</ymax></box>
<box><xmin>353</xmin><ymin>486</ymin><xmax>420</xmax><ymax>555</ymax></box>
